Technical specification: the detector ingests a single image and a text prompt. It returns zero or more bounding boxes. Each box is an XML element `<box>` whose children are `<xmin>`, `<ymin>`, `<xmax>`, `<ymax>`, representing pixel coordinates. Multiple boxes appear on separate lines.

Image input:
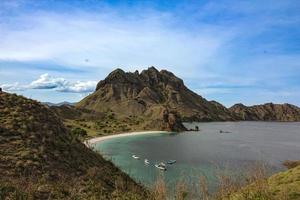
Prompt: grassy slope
<box><xmin>268</xmin><ymin>165</ymin><xmax>300</xmax><ymax>199</ymax></box>
<box><xmin>228</xmin><ymin>165</ymin><xmax>300</xmax><ymax>200</ymax></box>
<box><xmin>0</xmin><ymin>92</ymin><xmax>148</xmax><ymax>199</ymax></box>
<box><xmin>51</xmin><ymin>105</ymin><xmax>169</xmax><ymax>138</ymax></box>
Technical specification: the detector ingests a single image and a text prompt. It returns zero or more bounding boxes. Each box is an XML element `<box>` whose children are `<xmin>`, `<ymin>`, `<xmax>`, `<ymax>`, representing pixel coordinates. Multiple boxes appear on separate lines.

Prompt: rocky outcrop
<box><xmin>229</xmin><ymin>103</ymin><xmax>300</xmax><ymax>121</ymax></box>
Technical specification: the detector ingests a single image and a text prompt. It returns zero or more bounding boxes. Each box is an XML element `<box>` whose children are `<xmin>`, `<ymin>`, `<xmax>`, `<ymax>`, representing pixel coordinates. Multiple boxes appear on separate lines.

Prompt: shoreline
<box><xmin>85</xmin><ymin>130</ymin><xmax>169</xmax><ymax>146</ymax></box>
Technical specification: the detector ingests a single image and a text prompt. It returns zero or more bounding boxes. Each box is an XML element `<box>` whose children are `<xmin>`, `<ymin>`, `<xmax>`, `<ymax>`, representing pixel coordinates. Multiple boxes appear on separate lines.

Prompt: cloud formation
<box><xmin>0</xmin><ymin>82</ymin><xmax>24</xmax><ymax>91</ymax></box>
<box><xmin>0</xmin><ymin>2</ymin><xmax>234</xmax><ymax>78</ymax></box>
<box><xmin>1</xmin><ymin>74</ymin><xmax>97</xmax><ymax>93</ymax></box>
<box><xmin>0</xmin><ymin>0</ymin><xmax>299</xmax><ymax>105</ymax></box>
<box><xmin>30</xmin><ymin>73</ymin><xmax>68</xmax><ymax>89</ymax></box>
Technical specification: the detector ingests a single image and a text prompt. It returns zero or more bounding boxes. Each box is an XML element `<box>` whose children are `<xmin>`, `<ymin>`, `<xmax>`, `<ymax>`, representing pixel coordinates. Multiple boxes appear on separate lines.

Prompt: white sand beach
<box><xmin>85</xmin><ymin>131</ymin><xmax>169</xmax><ymax>146</ymax></box>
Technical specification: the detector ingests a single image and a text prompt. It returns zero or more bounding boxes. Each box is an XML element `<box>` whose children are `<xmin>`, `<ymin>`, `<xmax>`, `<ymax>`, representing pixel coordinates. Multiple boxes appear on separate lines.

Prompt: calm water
<box><xmin>93</xmin><ymin>122</ymin><xmax>300</xmax><ymax>192</ymax></box>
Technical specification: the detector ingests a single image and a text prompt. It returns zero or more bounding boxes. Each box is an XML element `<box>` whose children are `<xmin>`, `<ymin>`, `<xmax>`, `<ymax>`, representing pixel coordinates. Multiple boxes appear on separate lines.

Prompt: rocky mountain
<box><xmin>0</xmin><ymin>91</ymin><xmax>147</xmax><ymax>199</ymax></box>
<box><xmin>76</xmin><ymin>67</ymin><xmax>235</xmax><ymax>131</ymax></box>
<box><xmin>229</xmin><ymin>103</ymin><xmax>300</xmax><ymax>121</ymax></box>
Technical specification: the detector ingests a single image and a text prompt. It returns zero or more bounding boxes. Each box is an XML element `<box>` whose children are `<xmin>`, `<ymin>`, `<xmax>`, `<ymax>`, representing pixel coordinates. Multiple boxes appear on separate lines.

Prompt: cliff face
<box><xmin>229</xmin><ymin>103</ymin><xmax>300</xmax><ymax>121</ymax></box>
<box><xmin>0</xmin><ymin>92</ymin><xmax>146</xmax><ymax>199</ymax></box>
<box><xmin>77</xmin><ymin>67</ymin><xmax>236</xmax><ymax>131</ymax></box>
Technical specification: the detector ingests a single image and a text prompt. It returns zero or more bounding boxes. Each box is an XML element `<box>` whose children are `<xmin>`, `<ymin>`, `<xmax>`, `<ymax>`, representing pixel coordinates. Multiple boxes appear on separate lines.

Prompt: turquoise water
<box><xmin>93</xmin><ymin>122</ymin><xmax>300</xmax><ymax>192</ymax></box>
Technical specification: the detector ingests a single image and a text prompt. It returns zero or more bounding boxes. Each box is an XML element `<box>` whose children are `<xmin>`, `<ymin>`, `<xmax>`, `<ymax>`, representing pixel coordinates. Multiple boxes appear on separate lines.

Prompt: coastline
<box><xmin>85</xmin><ymin>130</ymin><xmax>169</xmax><ymax>146</ymax></box>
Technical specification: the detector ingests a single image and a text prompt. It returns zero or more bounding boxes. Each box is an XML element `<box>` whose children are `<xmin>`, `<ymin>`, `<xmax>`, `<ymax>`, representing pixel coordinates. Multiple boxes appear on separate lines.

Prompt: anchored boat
<box><xmin>132</xmin><ymin>155</ymin><xmax>140</xmax><ymax>159</ymax></box>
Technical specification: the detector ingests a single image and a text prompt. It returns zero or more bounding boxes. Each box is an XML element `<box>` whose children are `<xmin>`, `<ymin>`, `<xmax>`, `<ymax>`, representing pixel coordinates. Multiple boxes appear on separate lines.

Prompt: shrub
<box><xmin>71</xmin><ymin>127</ymin><xmax>87</xmax><ymax>140</ymax></box>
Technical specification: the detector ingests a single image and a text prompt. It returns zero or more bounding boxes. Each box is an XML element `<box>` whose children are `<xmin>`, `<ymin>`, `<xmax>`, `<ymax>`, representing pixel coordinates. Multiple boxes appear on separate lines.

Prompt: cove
<box><xmin>92</xmin><ymin>122</ymin><xmax>300</xmax><ymax>193</ymax></box>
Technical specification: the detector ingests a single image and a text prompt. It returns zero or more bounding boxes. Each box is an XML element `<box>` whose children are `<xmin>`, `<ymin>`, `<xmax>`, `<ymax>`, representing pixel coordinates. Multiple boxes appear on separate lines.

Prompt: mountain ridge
<box><xmin>229</xmin><ymin>102</ymin><xmax>300</xmax><ymax>121</ymax></box>
<box><xmin>77</xmin><ymin>67</ymin><xmax>300</xmax><ymax>130</ymax></box>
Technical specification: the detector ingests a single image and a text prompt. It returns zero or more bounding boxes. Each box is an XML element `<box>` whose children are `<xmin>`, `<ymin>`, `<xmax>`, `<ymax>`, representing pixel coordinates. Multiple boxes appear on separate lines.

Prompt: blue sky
<box><xmin>0</xmin><ymin>0</ymin><xmax>299</xmax><ymax>107</ymax></box>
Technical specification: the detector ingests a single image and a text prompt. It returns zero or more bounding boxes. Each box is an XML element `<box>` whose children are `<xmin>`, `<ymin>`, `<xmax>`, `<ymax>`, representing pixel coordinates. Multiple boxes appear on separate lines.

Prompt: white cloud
<box><xmin>56</xmin><ymin>80</ymin><xmax>97</xmax><ymax>93</ymax></box>
<box><xmin>0</xmin><ymin>82</ymin><xmax>24</xmax><ymax>91</ymax></box>
<box><xmin>30</xmin><ymin>73</ymin><xmax>68</xmax><ymax>89</ymax></box>
<box><xmin>1</xmin><ymin>73</ymin><xmax>97</xmax><ymax>93</ymax></box>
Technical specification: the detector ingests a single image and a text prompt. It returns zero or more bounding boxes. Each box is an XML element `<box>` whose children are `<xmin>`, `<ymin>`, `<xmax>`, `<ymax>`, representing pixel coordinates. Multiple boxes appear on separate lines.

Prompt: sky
<box><xmin>0</xmin><ymin>0</ymin><xmax>299</xmax><ymax>107</ymax></box>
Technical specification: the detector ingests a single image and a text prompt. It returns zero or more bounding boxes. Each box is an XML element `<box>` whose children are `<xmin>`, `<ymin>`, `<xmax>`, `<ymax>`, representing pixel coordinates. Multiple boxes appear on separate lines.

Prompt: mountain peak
<box><xmin>111</xmin><ymin>68</ymin><xmax>125</xmax><ymax>74</ymax></box>
<box><xmin>106</xmin><ymin>68</ymin><xmax>126</xmax><ymax>79</ymax></box>
<box><xmin>148</xmin><ymin>66</ymin><xmax>159</xmax><ymax>72</ymax></box>
<box><xmin>140</xmin><ymin>66</ymin><xmax>160</xmax><ymax>77</ymax></box>
<box><xmin>78</xmin><ymin>67</ymin><xmax>236</xmax><ymax>125</ymax></box>
<box><xmin>231</xmin><ymin>103</ymin><xmax>247</xmax><ymax>108</ymax></box>
<box><xmin>96</xmin><ymin>68</ymin><xmax>130</xmax><ymax>90</ymax></box>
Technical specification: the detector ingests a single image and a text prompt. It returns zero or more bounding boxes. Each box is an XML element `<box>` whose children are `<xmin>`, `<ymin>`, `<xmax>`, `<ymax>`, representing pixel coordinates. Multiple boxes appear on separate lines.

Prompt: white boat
<box><xmin>155</xmin><ymin>163</ymin><xmax>167</xmax><ymax>171</ymax></box>
<box><xmin>144</xmin><ymin>159</ymin><xmax>150</xmax><ymax>164</ymax></box>
<box><xmin>159</xmin><ymin>162</ymin><xmax>166</xmax><ymax>167</ymax></box>
<box><xmin>132</xmin><ymin>155</ymin><xmax>140</xmax><ymax>159</ymax></box>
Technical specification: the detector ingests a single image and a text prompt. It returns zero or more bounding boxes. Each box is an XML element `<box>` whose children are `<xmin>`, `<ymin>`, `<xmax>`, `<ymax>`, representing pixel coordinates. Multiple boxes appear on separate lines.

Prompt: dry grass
<box><xmin>199</xmin><ymin>176</ymin><xmax>209</xmax><ymax>200</ymax></box>
<box><xmin>151</xmin><ymin>177</ymin><xmax>167</xmax><ymax>200</ymax></box>
<box><xmin>174</xmin><ymin>180</ymin><xmax>188</xmax><ymax>200</ymax></box>
<box><xmin>146</xmin><ymin>162</ymin><xmax>299</xmax><ymax>200</ymax></box>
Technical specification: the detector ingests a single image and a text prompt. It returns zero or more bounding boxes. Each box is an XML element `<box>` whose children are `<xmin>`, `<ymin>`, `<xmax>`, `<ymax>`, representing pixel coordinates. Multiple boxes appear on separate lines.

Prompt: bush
<box><xmin>71</xmin><ymin>127</ymin><xmax>87</xmax><ymax>139</ymax></box>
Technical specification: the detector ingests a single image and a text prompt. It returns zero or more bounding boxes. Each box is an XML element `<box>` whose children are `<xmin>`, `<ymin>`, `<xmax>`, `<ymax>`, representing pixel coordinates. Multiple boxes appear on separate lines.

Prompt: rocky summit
<box><xmin>76</xmin><ymin>67</ymin><xmax>235</xmax><ymax>131</ymax></box>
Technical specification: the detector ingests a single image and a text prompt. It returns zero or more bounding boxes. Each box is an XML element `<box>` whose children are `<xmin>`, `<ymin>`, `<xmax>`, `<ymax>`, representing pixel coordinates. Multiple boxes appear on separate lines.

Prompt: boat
<box><xmin>144</xmin><ymin>159</ymin><xmax>150</xmax><ymax>164</ymax></box>
<box><xmin>167</xmin><ymin>160</ymin><xmax>176</xmax><ymax>165</ymax></box>
<box><xmin>132</xmin><ymin>155</ymin><xmax>140</xmax><ymax>159</ymax></box>
<box><xmin>155</xmin><ymin>163</ymin><xmax>167</xmax><ymax>171</ymax></box>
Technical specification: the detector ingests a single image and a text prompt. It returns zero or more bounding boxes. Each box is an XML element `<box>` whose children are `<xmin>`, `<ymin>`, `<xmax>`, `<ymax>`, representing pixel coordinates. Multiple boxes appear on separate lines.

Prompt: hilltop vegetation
<box><xmin>0</xmin><ymin>91</ymin><xmax>147</xmax><ymax>199</ymax></box>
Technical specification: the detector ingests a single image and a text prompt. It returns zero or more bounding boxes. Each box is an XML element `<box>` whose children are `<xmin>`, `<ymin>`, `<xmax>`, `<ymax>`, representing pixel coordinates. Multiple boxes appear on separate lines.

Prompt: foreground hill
<box><xmin>229</xmin><ymin>103</ymin><xmax>300</xmax><ymax>121</ymax></box>
<box><xmin>77</xmin><ymin>67</ymin><xmax>234</xmax><ymax>126</ymax></box>
<box><xmin>0</xmin><ymin>91</ymin><xmax>147</xmax><ymax>199</ymax></box>
<box><xmin>229</xmin><ymin>163</ymin><xmax>300</xmax><ymax>200</ymax></box>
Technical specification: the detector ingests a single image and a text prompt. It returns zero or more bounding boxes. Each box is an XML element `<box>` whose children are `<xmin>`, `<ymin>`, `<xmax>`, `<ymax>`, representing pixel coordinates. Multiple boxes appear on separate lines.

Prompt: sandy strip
<box><xmin>85</xmin><ymin>131</ymin><xmax>169</xmax><ymax>146</ymax></box>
